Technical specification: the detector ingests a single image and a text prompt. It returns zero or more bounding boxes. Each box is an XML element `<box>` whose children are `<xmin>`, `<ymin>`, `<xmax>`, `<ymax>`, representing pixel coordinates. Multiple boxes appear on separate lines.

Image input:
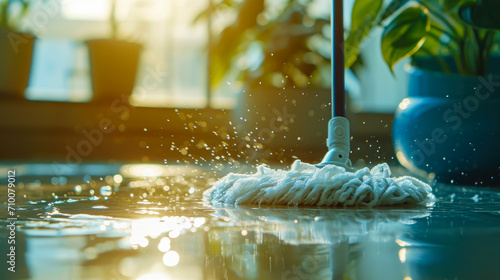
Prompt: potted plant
<box><xmin>202</xmin><ymin>0</ymin><xmax>332</xmax><ymax>158</ymax></box>
<box><xmin>346</xmin><ymin>0</ymin><xmax>500</xmax><ymax>185</ymax></box>
<box><xmin>86</xmin><ymin>0</ymin><xmax>142</xmax><ymax>102</ymax></box>
<box><xmin>0</xmin><ymin>0</ymin><xmax>34</xmax><ymax>98</ymax></box>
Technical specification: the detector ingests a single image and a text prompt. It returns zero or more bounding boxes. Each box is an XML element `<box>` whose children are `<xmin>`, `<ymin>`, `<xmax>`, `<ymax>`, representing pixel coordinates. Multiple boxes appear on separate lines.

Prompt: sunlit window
<box><xmin>26</xmin><ymin>0</ymin><xmax>211</xmax><ymax>108</ymax></box>
<box><xmin>61</xmin><ymin>0</ymin><xmax>110</xmax><ymax>21</ymax></box>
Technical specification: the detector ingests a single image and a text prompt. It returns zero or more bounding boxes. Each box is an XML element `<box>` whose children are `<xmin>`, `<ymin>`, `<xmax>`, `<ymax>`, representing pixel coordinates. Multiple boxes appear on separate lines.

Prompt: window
<box><xmin>25</xmin><ymin>0</ymin><xmax>212</xmax><ymax>108</ymax></box>
<box><xmin>23</xmin><ymin>0</ymin><xmax>404</xmax><ymax>112</ymax></box>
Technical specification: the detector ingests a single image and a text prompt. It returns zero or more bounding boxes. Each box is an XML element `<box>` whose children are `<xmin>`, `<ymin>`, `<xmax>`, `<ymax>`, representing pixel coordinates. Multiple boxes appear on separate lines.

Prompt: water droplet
<box><xmin>100</xmin><ymin>186</ymin><xmax>113</xmax><ymax>196</ymax></box>
<box><xmin>74</xmin><ymin>185</ymin><xmax>82</xmax><ymax>194</ymax></box>
<box><xmin>113</xmin><ymin>174</ymin><xmax>123</xmax><ymax>184</ymax></box>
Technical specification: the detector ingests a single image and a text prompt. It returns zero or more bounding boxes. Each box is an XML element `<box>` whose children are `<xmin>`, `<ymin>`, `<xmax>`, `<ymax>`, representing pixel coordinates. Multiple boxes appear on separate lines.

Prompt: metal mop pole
<box><xmin>317</xmin><ymin>0</ymin><xmax>352</xmax><ymax>169</ymax></box>
<box><xmin>333</xmin><ymin>0</ymin><xmax>345</xmax><ymax>118</ymax></box>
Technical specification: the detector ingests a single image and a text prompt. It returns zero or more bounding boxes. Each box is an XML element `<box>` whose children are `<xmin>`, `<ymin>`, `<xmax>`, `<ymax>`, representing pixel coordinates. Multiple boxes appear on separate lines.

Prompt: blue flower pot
<box><xmin>393</xmin><ymin>57</ymin><xmax>500</xmax><ymax>185</ymax></box>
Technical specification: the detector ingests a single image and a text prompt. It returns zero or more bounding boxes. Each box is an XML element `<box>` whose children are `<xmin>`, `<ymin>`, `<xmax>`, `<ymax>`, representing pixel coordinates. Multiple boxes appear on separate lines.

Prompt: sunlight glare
<box><xmin>62</xmin><ymin>0</ymin><xmax>110</xmax><ymax>20</ymax></box>
<box><xmin>136</xmin><ymin>273</ymin><xmax>170</xmax><ymax>280</ymax></box>
<box><xmin>163</xmin><ymin>251</ymin><xmax>180</xmax><ymax>267</ymax></box>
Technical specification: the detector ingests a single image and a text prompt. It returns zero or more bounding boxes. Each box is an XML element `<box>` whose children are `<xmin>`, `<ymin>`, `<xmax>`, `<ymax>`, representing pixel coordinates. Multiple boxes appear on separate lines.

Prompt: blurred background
<box><xmin>2</xmin><ymin>2</ymin><xmax>500</xmax><ymax>280</ymax></box>
<box><xmin>0</xmin><ymin>0</ymin><xmax>407</xmax><ymax>167</ymax></box>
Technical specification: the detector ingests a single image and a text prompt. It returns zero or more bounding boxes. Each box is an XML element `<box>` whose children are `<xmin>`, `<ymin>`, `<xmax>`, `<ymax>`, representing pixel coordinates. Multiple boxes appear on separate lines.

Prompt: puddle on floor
<box><xmin>1</xmin><ymin>163</ymin><xmax>500</xmax><ymax>280</ymax></box>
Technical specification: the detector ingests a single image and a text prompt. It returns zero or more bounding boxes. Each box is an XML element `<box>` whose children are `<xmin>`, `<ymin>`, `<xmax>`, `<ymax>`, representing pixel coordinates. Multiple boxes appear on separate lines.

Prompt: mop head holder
<box><xmin>317</xmin><ymin>117</ymin><xmax>352</xmax><ymax>170</ymax></box>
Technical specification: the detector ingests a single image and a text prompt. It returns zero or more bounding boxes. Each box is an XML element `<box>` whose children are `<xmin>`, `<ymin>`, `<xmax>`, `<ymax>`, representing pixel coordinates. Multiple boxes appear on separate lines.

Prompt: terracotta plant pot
<box><xmin>86</xmin><ymin>39</ymin><xmax>142</xmax><ymax>102</ymax></box>
<box><xmin>0</xmin><ymin>28</ymin><xmax>34</xmax><ymax>98</ymax></box>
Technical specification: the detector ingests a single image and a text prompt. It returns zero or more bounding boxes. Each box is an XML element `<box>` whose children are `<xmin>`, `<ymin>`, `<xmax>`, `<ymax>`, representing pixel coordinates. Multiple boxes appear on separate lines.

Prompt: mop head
<box><xmin>204</xmin><ymin>160</ymin><xmax>432</xmax><ymax>207</ymax></box>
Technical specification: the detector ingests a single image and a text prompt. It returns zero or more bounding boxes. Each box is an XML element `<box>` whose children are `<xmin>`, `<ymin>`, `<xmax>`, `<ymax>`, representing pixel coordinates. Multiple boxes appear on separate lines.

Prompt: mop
<box><xmin>204</xmin><ymin>0</ymin><xmax>432</xmax><ymax>207</ymax></box>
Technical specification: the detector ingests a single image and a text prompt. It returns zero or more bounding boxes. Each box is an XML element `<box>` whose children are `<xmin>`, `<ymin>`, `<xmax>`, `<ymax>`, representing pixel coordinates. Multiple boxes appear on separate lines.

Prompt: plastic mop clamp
<box><xmin>204</xmin><ymin>0</ymin><xmax>433</xmax><ymax>207</ymax></box>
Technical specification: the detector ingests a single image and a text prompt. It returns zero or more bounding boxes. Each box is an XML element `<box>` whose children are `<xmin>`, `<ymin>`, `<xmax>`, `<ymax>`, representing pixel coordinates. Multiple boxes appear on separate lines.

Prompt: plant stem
<box><xmin>429</xmin><ymin>23</ymin><xmax>461</xmax><ymax>54</ymax></box>
<box><xmin>110</xmin><ymin>0</ymin><xmax>118</xmax><ymax>39</ymax></box>
<box><xmin>425</xmin><ymin>30</ymin><xmax>463</xmax><ymax>74</ymax></box>
<box><xmin>420</xmin><ymin>1</ymin><xmax>459</xmax><ymax>38</ymax></box>
<box><xmin>420</xmin><ymin>46</ymin><xmax>451</xmax><ymax>74</ymax></box>
<box><xmin>460</xmin><ymin>27</ymin><xmax>469</xmax><ymax>75</ymax></box>
<box><xmin>473</xmin><ymin>28</ymin><xmax>485</xmax><ymax>76</ymax></box>
<box><xmin>482</xmin><ymin>30</ymin><xmax>497</xmax><ymax>73</ymax></box>
<box><xmin>1</xmin><ymin>1</ymin><xmax>9</xmax><ymax>28</ymax></box>
<box><xmin>420</xmin><ymin>1</ymin><xmax>468</xmax><ymax>74</ymax></box>
<box><xmin>430</xmin><ymin>23</ymin><xmax>459</xmax><ymax>43</ymax></box>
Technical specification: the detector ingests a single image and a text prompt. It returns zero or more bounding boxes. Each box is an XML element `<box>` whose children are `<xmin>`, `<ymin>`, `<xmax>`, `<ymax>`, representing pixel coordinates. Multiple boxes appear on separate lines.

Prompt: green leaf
<box><xmin>381</xmin><ymin>4</ymin><xmax>431</xmax><ymax>71</ymax></box>
<box><xmin>350</xmin><ymin>0</ymin><xmax>383</xmax><ymax>31</ymax></box>
<box><xmin>1</xmin><ymin>2</ymin><xmax>7</xmax><ymax>27</ymax></box>
<box><xmin>459</xmin><ymin>0</ymin><xmax>500</xmax><ymax>30</ymax></box>
<box><xmin>441</xmin><ymin>0</ymin><xmax>461</xmax><ymax>10</ymax></box>
<box><xmin>344</xmin><ymin>0</ymin><xmax>383</xmax><ymax>69</ymax></box>
<box><xmin>441</xmin><ymin>0</ymin><xmax>474</xmax><ymax>11</ymax></box>
<box><xmin>379</xmin><ymin>0</ymin><xmax>409</xmax><ymax>23</ymax></box>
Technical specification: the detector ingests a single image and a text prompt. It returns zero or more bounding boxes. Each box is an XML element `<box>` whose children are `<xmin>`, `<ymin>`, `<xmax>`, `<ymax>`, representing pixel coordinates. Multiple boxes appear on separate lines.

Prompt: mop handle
<box><xmin>316</xmin><ymin>0</ymin><xmax>351</xmax><ymax>168</ymax></box>
<box><xmin>332</xmin><ymin>0</ymin><xmax>345</xmax><ymax>117</ymax></box>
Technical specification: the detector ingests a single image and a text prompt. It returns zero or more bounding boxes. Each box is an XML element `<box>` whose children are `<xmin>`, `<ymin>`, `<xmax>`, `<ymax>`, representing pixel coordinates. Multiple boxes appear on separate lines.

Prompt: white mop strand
<box><xmin>204</xmin><ymin>160</ymin><xmax>432</xmax><ymax>207</ymax></box>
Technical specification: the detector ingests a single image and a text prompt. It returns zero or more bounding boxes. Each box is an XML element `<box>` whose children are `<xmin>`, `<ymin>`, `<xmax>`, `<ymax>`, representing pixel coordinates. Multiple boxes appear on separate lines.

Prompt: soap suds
<box><xmin>204</xmin><ymin>160</ymin><xmax>432</xmax><ymax>207</ymax></box>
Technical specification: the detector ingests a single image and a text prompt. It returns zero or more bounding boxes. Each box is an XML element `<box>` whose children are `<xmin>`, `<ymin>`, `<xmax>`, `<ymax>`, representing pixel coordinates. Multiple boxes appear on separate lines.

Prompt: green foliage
<box><xmin>0</xmin><ymin>0</ymin><xmax>30</xmax><ymax>31</ymax></box>
<box><xmin>442</xmin><ymin>0</ymin><xmax>464</xmax><ymax>10</ymax></box>
<box><xmin>202</xmin><ymin>0</ymin><xmax>500</xmax><ymax>87</ymax></box>
<box><xmin>344</xmin><ymin>0</ymin><xmax>383</xmax><ymax>69</ymax></box>
<box><xmin>349</xmin><ymin>0</ymin><xmax>499</xmax><ymax>76</ymax></box>
<box><xmin>381</xmin><ymin>5</ymin><xmax>430</xmax><ymax>72</ymax></box>
<box><xmin>201</xmin><ymin>0</ymin><xmax>331</xmax><ymax>88</ymax></box>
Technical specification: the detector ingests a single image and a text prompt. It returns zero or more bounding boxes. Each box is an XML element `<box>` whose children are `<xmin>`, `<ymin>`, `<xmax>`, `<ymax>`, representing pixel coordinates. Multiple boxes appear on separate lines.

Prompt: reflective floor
<box><xmin>1</xmin><ymin>163</ymin><xmax>500</xmax><ymax>280</ymax></box>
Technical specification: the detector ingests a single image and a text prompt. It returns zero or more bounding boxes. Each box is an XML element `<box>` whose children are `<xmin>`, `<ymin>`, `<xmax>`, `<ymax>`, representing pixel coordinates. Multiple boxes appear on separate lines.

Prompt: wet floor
<box><xmin>1</xmin><ymin>163</ymin><xmax>500</xmax><ymax>280</ymax></box>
